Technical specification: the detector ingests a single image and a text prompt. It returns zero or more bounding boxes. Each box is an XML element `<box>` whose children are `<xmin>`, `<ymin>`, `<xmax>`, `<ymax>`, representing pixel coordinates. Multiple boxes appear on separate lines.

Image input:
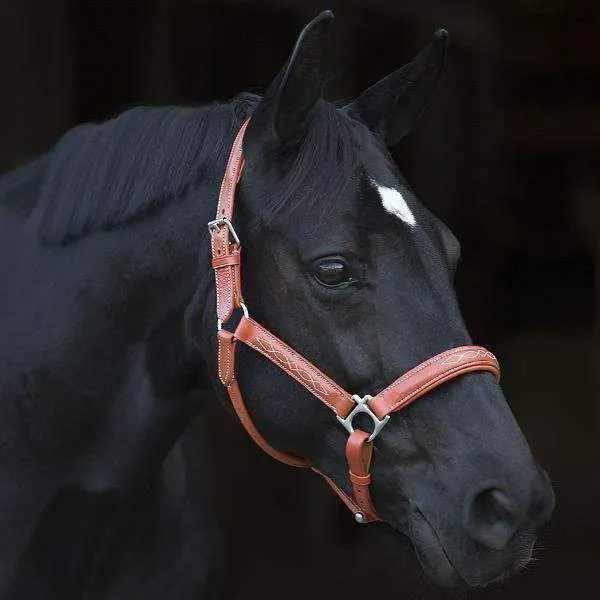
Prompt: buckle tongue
<box><xmin>337</xmin><ymin>395</ymin><xmax>390</xmax><ymax>442</ymax></box>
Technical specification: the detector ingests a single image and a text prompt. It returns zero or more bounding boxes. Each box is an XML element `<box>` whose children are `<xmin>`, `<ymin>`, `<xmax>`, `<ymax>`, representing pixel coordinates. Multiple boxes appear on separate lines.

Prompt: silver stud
<box><xmin>354</xmin><ymin>512</ymin><xmax>365</xmax><ymax>523</ymax></box>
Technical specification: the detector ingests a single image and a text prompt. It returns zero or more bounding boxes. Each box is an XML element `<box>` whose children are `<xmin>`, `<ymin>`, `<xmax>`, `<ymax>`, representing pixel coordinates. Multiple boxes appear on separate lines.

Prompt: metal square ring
<box><xmin>336</xmin><ymin>394</ymin><xmax>390</xmax><ymax>442</ymax></box>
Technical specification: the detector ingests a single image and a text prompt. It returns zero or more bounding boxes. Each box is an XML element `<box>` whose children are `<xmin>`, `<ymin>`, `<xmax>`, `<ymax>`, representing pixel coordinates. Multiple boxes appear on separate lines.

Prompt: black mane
<box><xmin>0</xmin><ymin>93</ymin><xmax>363</xmax><ymax>245</ymax></box>
<box><xmin>31</xmin><ymin>97</ymin><xmax>255</xmax><ymax>244</ymax></box>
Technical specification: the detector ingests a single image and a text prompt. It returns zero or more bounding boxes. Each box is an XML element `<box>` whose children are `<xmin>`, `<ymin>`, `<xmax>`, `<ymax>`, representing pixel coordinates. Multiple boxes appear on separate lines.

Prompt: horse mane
<box><xmin>29</xmin><ymin>96</ymin><xmax>254</xmax><ymax>244</ymax></box>
<box><xmin>1</xmin><ymin>92</ymin><xmax>362</xmax><ymax>245</ymax></box>
<box><xmin>0</xmin><ymin>155</ymin><xmax>47</xmax><ymax>217</ymax></box>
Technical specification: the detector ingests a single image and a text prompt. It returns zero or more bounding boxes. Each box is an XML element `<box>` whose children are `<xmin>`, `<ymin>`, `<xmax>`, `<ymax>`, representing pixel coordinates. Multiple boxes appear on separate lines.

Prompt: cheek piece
<box><xmin>208</xmin><ymin>119</ymin><xmax>500</xmax><ymax>524</ymax></box>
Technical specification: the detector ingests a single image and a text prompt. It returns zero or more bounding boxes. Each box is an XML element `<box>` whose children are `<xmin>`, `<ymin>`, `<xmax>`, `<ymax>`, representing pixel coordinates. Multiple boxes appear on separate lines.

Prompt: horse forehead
<box><xmin>356</xmin><ymin>142</ymin><xmax>418</xmax><ymax>228</ymax></box>
<box><xmin>360</xmin><ymin>167</ymin><xmax>418</xmax><ymax>228</ymax></box>
<box><xmin>370</xmin><ymin>179</ymin><xmax>417</xmax><ymax>227</ymax></box>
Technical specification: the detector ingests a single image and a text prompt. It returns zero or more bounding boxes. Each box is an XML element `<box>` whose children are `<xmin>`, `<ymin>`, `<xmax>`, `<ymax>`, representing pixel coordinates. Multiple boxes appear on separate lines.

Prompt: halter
<box><xmin>208</xmin><ymin>119</ymin><xmax>500</xmax><ymax>523</ymax></box>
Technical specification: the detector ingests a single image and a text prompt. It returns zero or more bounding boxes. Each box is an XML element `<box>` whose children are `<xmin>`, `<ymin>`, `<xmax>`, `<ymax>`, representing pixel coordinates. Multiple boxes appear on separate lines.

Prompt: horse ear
<box><xmin>344</xmin><ymin>29</ymin><xmax>448</xmax><ymax>146</ymax></box>
<box><xmin>245</xmin><ymin>11</ymin><xmax>333</xmax><ymax>149</ymax></box>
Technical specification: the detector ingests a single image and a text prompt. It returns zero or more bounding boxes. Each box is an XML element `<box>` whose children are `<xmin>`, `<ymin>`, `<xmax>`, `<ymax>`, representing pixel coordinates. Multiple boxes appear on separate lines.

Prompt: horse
<box><xmin>0</xmin><ymin>11</ymin><xmax>554</xmax><ymax>598</ymax></box>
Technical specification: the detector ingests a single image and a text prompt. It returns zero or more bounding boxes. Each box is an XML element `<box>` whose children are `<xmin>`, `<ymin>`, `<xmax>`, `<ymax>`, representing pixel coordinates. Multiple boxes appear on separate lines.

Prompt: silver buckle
<box><xmin>209</xmin><ymin>217</ymin><xmax>247</xmax><ymax>331</ymax></box>
<box><xmin>337</xmin><ymin>395</ymin><xmax>390</xmax><ymax>443</ymax></box>
<box><xmin>207</xmin><ymin>217</ymin><xmax>241</xmax><ymax>246</ymax></box>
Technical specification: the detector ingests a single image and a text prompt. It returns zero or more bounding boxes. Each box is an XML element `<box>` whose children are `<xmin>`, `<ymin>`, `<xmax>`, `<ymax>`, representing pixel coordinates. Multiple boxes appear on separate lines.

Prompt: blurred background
<box><xmin>1</xmin><ymin>0</ymin><xmax>597</xmax><ymax>598</ymax></box>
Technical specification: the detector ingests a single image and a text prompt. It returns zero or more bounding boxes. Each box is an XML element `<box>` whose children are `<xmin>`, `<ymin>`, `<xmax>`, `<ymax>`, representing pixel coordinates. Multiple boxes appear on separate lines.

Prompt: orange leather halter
<box><xmin>209</xmin><ymin>119</ymin><xmax>501</xmax><ymax>523</ymax></box>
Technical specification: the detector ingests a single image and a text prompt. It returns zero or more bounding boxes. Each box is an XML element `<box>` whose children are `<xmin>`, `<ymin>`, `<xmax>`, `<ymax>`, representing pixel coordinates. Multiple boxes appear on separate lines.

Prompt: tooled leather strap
<box><xmin>368</xmin><ymin>346</ymin><xmax>500</xmax><ymax>419</ymax></box>
<box><xmin>345</xmin><ymin>347</ymin><xmax>500</xmax><ymax>522</ymax></box>
<box><xmin>346</xmin><ymin>430</ymin><xmax>378</xmax><ymax>522</ymax></box>
<box><xmin>224</xmin><ymin>317</ymin><xmax>500</xmax><ymax>522</ymax></box>
<box><xmin>217</xmin><ymin>329</ymin><xmax>310</xmax><ymax>468</ymax></box>
<box><xmin>218</xmin><ymin>326</ymin><xmax>374</xmax><ymax>519</ymax></box>
<box><xmin>234</xmin><ymin>317</ymin><xmax>356</xmax><ymax>416</ymax></box>
<box><xmin>217</xmin><ymin>325</ymin><xmax>375</xmax><ymax>517</ymax></box>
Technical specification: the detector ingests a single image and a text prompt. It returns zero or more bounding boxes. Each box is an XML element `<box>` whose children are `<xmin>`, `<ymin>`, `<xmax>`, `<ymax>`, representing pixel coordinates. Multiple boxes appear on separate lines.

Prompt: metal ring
<box><xmin>217</xmin><ymin>302</ymin><xmax>250</xmax><ymax>332</ymax></box>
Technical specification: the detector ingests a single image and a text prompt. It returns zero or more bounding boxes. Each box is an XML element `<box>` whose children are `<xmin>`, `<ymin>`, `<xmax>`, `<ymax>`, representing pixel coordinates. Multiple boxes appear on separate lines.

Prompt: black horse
<box><xmin>0</xmin><ymin>11</ymin><xmax>554</xmax><ymax>599</ymax></box>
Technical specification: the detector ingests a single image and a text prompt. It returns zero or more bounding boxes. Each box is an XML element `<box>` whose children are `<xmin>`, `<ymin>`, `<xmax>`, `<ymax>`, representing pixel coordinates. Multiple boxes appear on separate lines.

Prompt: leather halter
<box><xmin>209</xmin><ymin>119</ymin><xmax>501</xmax><ymax>523</ymax></box>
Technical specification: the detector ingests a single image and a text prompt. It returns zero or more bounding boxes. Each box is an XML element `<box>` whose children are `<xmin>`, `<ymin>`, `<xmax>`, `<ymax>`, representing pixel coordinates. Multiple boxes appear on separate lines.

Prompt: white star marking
<box><xmin>372</xmin><ymin>180</ymin><xmax>416</xmax><ymax>227</ymax></box>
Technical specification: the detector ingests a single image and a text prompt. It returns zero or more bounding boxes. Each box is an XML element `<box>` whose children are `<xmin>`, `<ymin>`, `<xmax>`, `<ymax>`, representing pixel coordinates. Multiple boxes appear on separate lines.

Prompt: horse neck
<box><xmin>0</xmin><ymin>157</ymin><xmax>46</xmax><ymax>216</ymax></box>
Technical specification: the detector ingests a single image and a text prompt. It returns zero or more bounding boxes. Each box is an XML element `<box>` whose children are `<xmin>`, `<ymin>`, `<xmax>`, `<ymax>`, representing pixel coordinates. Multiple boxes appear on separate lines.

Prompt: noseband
<box><xmin>209</xmin><ymin>119</ymin><xmax>500</xmax><ymax>523</ymax></box>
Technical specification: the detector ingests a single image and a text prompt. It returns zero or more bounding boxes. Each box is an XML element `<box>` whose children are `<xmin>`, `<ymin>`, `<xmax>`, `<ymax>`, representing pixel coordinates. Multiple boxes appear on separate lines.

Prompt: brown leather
<box><xmin>215</xmin><ymin>120</ymin><xmax>248</xmax><ymax>222</ymax></box>
<box><xmin>212</xmin><ymin>253</ymin><xmax>241</xmax><ymax>269</ymax></box>
<box><xmin>212</xmin><ymin>119</ymin><xmax>249</xmax><ymax>324</ymax></box>
<box><xmin>220</xmin><ymin>321</ymin><xmax>379</xmax><ymax>515</ymax></box>
<box><xmin>346</xmin><ymin>430</ymin><xmax>379</xmax><ymax>522</ymax></box>
<box><xmin>314</xmin><ymin>469</ymin><xmax>373</xmax><ymax>519</ymax></box>
<box><xmin>209</xmin><ymin>118</ymin><xmax>503</xmax><ymax>525</ymax></box>
<box><xmin>369</xmin><ymin>346</ymin><xmax>500</xmax><ymax>420</ymax></box>
<box><xmin>211</xmin><ymin>236</ymin><xmax>242</xmax><ymax>324</ymax></box>
<box><xmin>234</xmin><ymin>316</ymin><xmax>356</xmax><ymax>417</ymax></box>
<box><xmin>223</xmin><ymin>342</ymin><xmax>310</xmax><ymax>469</ymax></box>
<box><xmin>217</xmin><ymin>330</ymin><xmax>237</xmax><ymax>387</ymax></box>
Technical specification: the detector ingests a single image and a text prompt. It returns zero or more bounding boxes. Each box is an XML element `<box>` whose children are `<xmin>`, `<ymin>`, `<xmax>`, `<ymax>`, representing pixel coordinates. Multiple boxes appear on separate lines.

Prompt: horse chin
<box><xmin>406</xmin><ymin>510</ymin><xmax>468</xmax><ymax>590</ymax></box>
<box><xmin>405</xmin><ymin>510</ymin><xmax>534</xmax><ymax>590</ymax></box>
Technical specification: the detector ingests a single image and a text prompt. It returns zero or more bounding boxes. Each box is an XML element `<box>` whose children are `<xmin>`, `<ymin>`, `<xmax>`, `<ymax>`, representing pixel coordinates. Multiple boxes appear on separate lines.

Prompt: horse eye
<box><xmin>313</xmin><ymin>259</ymin><xmax>355</xmax><ymax>288</ymax></box>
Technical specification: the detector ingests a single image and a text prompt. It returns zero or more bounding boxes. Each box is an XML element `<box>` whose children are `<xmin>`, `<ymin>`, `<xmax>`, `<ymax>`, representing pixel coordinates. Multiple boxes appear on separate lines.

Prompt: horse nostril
<box><xmin>466</xmin><ymin>488</ymin><xmax>520</xmax><ymax>551</ymax></box>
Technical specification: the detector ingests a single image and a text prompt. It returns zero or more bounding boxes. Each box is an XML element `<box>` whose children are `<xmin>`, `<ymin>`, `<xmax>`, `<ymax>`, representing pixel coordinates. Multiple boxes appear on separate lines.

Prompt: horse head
<box><xmin>199</xmin><ymin>12</ymin><xmax>555</xmax><ymax>589</ymax></box>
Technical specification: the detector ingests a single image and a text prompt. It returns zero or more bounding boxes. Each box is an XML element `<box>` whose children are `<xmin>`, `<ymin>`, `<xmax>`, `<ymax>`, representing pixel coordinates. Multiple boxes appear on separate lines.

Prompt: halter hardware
<box><xmin>207</xmin><ymin>217</ymin><xmax>241</xmax><ymax>247</ymax></box>
<box><xmin>216</xmin><ymin>302</ymin><xmax>249</xmax><ymax>331</ymax></box>
<box><xmin>337</xmin><ymin>395</ymin><xmax>390</xmax><ymax>442</ymax></box>
<box><xmin>209</xmin><ymin>118</ymin><xmax>501</xmax><ymax>525</ymax></box>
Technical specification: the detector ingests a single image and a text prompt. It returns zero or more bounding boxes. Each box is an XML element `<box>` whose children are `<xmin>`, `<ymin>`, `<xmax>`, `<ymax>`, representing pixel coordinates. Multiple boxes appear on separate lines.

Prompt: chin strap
<box><xmin>209</xmin><ymin>119</ymin><xmax>501</xmax><ymax>524</ymax></box>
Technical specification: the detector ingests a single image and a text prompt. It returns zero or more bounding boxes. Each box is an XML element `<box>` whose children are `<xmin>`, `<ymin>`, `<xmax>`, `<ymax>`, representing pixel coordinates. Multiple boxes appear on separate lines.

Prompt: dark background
<box><xmin>1</xmin><ymin>0</ymin><xmax>598</xmax><ymax>598</ymax></box>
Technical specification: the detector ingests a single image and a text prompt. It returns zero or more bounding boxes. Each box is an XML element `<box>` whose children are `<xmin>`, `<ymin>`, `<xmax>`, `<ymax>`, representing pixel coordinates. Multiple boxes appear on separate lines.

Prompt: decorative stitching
<box><xmin>385</xmin><ymin>362</ymin><xmax>498</xmax><ymax>414</ymax></box>
<box><xmin>211</xmin><ymin>235</ymin><xmax>231</xmax><ymax>320</ymax></box>
<box><xmin>439</xmin><ymin>348</ymin><xmax>496</xmax><ymax>365</ymax></box>
<box><xmin>253</xmin><ymin>336</ymin><xmax>331</xmax><ymax>399</ymax></box>
<box><xmin>217</xmin><ymin>336</ymin><xmax>223</xmax><ymax>383</ymax></box>
<box><xmin>217</xmin><ymin>123</ymin><xmax>246</xmax><ymax>219</ymax></box>
<box><xmin>215</xmin><ymin>269</ymin><xmax>231</xmax><ymax>319</ymax></box>
<box><xmin>238</xmin><ymin>324</ymin><xmax>351</xmax><ymax>414</ymax></box>
<box><xmin>218</xmin><ymin>334</ymin><xmax>233</xmax><ymax>386</ymax></box>
<box><xmin>252</xmin><ymin>324</ymin><xmax>348</xmax><ymax>396</ymax></box>
<box><xmin>377</xmin><ymin>346</ymin><xmax>496</xmax><ymax>396</ymax></box>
